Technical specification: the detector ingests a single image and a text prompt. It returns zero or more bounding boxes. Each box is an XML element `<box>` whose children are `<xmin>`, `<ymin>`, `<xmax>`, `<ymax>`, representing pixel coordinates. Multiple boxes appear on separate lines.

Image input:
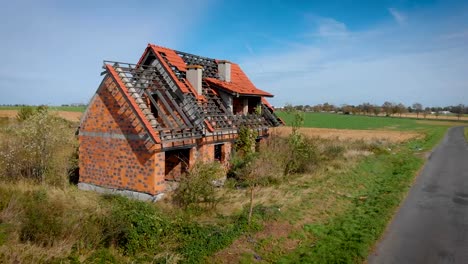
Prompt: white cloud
<box><xmin>239</xmin><ymin>13</ymin><xmax>468</xmax><ymax>107</ymax></box>
<box><xmin>317</xmin><ymin>18</ymin><xmax>349</xmax><ymax>38</ymax></box>
<box><xmin>388</xmin><ymin>8</ymin><xmax>407</xmax><ymax>25</ymax></box>
<box><xmin>303</xmin><ymin>15</ymin><xmax>350</xmax><ymax>38</ymax></box>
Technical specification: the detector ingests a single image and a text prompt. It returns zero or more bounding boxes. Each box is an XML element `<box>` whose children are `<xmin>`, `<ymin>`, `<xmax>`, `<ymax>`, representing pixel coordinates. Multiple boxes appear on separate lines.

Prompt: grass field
<box><xmin>211</xmin><ymin>111</ymin><xmax>457</xmax><ymax>263</ymax></box>
<box><xmin>465</xmin><ymin>127</ymin><xmax>468</xmax><ymax>142</ymax></box>
<box><xmin>0</xmin><ymin>108</ymin><xmax>459</xmax><ymax>263</ymax></box>
<box><xmin>276</xmin><ymin>111</ymin><xmax>466</xmax><ymax>131</ymax></box>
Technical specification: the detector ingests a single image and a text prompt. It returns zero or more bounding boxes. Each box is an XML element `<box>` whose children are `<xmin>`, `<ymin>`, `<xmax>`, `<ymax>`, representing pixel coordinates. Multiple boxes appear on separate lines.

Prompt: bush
<box><xmin>235</xmin><ymin>126</ymin><xmax>257</xmax><ymax>157</ymax></box>
<box><xmin>16</xmin><ymin>106</ymin><xmax>34</xmax><ymax>121</ymax></box>
<box><xmin>104</xmin><ymin>195</ymin><xmax>169</xmax><ymax>256</ymax></box>
<box><xmin>0</xmin><ymin>110</ymin><xmax>76</xmax><ymax>186</ymax></box>
<box><xmin>173</xmin><ymin>162</ymin><xmax>225</xmax><ymax>212</ymax></box>
<box><xmin>284</xmin><ymin>133</ymin><xmax>318</xmax><ymax>175</ymax></box>
<box><xmin>19</xmin><ymin>189</ymin><xmax>65</xmax><ymax>246</ymax></box>
<box><xmin>322</xmin><ymin>144</ymin><xmax>345</xmax><ymax>160</ymax></box>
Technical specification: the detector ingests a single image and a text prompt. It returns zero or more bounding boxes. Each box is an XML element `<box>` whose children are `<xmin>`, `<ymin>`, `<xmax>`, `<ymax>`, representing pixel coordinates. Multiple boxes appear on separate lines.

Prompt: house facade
<box><xmin>78</xmin><ymin>44</ymin><xmax>282</xmax><ymax>200</ymax></box>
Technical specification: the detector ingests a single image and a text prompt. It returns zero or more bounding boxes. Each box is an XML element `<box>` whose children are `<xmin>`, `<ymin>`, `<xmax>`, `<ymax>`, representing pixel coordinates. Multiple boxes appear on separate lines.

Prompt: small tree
<box><xmin>1</xmin><ymin>109</ymin><xmax>75</xmax><ymax>186</ymax></box>
<box><xmin>173</xmin><ymin>162</ymin><xmax>225</xmax><ymax>212</ymax></box>
<box><xmin>232</xmin><ymin>126</ymin><xmax>258</xmax><ymax>224</ymax></box>
<box><xmin>397</xmin><ymin>103</ymin><xmax>406</xmax><ymax>117</ymax></box>
<box><xmin>412</xmin><ymin>103</ymin><xmax>423</xmax><ymax>118</ymax></box>
<box><xmin>235</xmin><ymin>126</ymin><xmax>257</xmax><ymax>157</ymax></box>
<box><xmin>373</xmin><ymin>106</ymin><xmax>381</xmax><ymax>116</ymax></box>
<box><xmin>423</xmin><ymin>107</ymin><xmax>431</xmax><ymax>119</ymax></box>
<box><xmin>382</xmin><ymin>102</ymin><xmax>393</xmax><ymax>116</ymax></box>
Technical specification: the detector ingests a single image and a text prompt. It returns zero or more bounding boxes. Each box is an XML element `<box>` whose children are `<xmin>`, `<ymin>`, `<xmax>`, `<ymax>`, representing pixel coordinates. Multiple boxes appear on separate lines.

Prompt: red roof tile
<box><xmin>205</xmin><ymin>63</ymin><xmax>273</xmax><ymax>97</ymax></box>
<box><xmin>139</xmin><ymin>43</ymin><xmax>273</xmax><ymax>98</ymax></box>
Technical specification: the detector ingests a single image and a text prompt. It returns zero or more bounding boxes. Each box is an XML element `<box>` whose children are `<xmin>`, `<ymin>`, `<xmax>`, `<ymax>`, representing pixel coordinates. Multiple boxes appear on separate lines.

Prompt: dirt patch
<box><xmin>0</xmin><ymin>110</ymin><xmax>82</xmax><ymax>122</ymax></box>
<box><xmin>271</xmin><ymin>127</ymin><xmax>421</xmax><ymax>143</ymax></box>
<box><xmin>54</xmin><ymin>111</ymin><xmax>82</xmax><ymax>122</ymax></box>
<box><xmin>416</xmin><ymin>120</ymin><xmax>464</xmax><ymax>127</ymax></box>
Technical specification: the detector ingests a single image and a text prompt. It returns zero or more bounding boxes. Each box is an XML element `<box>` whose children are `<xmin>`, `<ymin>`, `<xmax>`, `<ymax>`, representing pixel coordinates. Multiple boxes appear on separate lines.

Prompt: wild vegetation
<box><xmin>0</xmin><ymin>106</ymin><xmax>459</xmax><ymax>263</ymax></box>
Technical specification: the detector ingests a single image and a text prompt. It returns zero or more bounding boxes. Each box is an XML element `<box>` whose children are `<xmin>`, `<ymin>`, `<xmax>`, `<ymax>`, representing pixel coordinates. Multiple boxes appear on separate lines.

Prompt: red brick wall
<box><xmin>191</xmin><ymin>141</ymin><xmax>233</xmax><ymax>166</ymax></box>
<box><xmin>79</xmin><ymin>77</ymin><xmax>165</xmax><ymax>195</ymax></box>
<box><xmin>79</xmin><ymin>75</ymin><xmax>266</xmax><ymax>194</ymax></box>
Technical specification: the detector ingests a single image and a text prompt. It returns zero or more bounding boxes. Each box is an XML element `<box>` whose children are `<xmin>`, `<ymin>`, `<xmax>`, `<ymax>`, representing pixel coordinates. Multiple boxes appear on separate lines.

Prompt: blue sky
<box><xmin>0</xmin><ymin>0</ymin><xmax>467</xmax><ymax>107</ymax></box>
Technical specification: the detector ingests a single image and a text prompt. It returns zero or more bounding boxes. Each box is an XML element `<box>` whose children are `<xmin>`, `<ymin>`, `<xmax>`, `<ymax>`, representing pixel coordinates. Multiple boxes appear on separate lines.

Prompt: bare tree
<box><xmin>382</xmin><ymin>102</ymin><xmax>393</xmax><ymax>116</ymax></box>
<box><xmin>456</xmin><ymin>104</ymin><xmax>465</xmax><ymax>120</ymax></box>
<box><xmin>362</xmin><ymin>102</ymin><xmax>373</xmax><ymax>115</ymax></box>
<box><xmin>397</xmin><ymin>103</ymin><xmax>406</xmax><ymax>117</ymax></box>
<box><xmin>373</xmin><ymin>106</ymin><xmax>381</xmax><ymax>116</ymax></box>
<box><xmin>423</xmin><ymin>107</ymin><xmax>431</xmax><ymax>119</ymax></box>
<box><xmin>412</xmin><ymin>103</ymin><xmax>423</xmax><ymax>118</ymax></box>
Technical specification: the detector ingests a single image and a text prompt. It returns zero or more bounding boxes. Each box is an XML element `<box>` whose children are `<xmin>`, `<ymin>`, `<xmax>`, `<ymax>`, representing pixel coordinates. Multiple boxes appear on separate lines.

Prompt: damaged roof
<box><xmin>94</xmin><ymin>43</ymin><xmax>282</xmax><ymax>147</ymax></box>
<box><xmin>143</xmin><ymin>44</ymin><xmax>273</xmax><ymax>97</ymax></box>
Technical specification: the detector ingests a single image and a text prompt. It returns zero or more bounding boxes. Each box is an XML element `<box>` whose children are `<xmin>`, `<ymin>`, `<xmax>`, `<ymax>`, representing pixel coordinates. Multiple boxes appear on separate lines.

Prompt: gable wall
<box><xmin>79</xmin><ymin>76</ymin><xmax>165</xmax><ymax>195</ymax></box>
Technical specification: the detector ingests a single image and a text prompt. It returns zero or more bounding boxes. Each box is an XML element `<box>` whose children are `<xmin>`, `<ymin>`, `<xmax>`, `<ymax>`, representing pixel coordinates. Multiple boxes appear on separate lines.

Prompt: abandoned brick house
<box><xmin>78</xmin><ymin>43</ymin><xmax>282</xmax><ymax>199</ymax></box>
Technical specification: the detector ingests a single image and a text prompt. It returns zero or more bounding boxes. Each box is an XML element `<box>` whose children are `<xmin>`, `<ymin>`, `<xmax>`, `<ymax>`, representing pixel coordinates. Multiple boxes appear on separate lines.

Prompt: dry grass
<box><xmin>416</xmin><ymin>120</ymin><xmax>466</xmax><ymax>127</ymax></box>
<box><xmin>0</xmin><ymin>182</ymin><xmax>105</xmax><ymax>263</ymax></box>
<box><xmin>400</xmin><ymin>113</ymin><xmax>468</xmax><ymax>121</ymax></box>
<box><xmin>272</xmin><ymin>126</ymin><xmax>421</xmax><ymax>143</ymax></box>
<box><xmin>211</xmin><ymin>137</ymin><xmax>380</xmax><ymax>263</ymax></box>
<box><xmin>0</xmin><ymin>110</ymin><xmax>82</xmax><ymax>122</ymax></box>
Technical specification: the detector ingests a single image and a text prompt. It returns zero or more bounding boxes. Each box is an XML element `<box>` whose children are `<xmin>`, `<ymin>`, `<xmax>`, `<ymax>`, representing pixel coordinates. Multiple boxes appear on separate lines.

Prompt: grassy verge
<box><xmin>465</xmin><ymin>127</ymin><xmax>468</xmax><ymax>142</ymax></box>
<box><xmin>277</xmin><ymin>128</ymin><xmax>446</xmax><ymax>263</ymax></box>
<box><xmin>0</xmin><ymin>182</ymin><xmax>274</xmax><ymax>263</ymax></box>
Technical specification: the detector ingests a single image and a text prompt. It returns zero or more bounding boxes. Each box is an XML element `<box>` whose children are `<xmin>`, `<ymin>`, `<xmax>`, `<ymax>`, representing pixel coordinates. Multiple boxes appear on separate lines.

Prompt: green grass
<box><xmin>277</xmin><ymin>111</ymin><xmax>465</xmax><ymax>131</ymax></box>
<box><xmin>465</xmin><ymin>127</ymin><xmax>468</xmax><ymax>142</ymax></box>
<box><xmin>278</xmin><ymin>128</ymin><xmax>446</xmax><ymax>263</ymax></box>
<box><xmin>0</xmin><ymin>106</ymin><xmax>86</xmax><ymax>112</ymax></box>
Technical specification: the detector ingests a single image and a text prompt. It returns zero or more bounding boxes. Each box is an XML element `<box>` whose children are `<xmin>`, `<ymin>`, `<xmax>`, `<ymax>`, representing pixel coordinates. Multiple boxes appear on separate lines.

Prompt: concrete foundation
<box><xmin>78</xmin><ymin>182</ymin><xmax>165</xmax><ymax>202</ymax></box>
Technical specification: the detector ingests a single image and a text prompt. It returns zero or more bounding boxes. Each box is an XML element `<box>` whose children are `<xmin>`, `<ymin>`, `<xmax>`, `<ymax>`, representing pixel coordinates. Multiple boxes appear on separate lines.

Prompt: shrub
<box><xmin>16</xmin><ymin>106</ymin><xmax>34</xmax><ymax>121</ymax></box>
<box><xmin>19</xmin><ymin>189</ymin><xmax>65</xmax><ymax>246</ymax></box>
<box><xmin>227</xmin><ymin>152</ymin><xmax>258</xmax><ymax>184</ymax></box>
<box><xmin>235</xmin><ymin>126</ymin><xmax>257</xmax><ymax>157</ymax></box>
<box><xmin>0</xmin><ymin>110</ymin><xmax>76</xmax><ymax>186</ymax></box>
<box><xmin>322</xmin><ymin>144</ymin><xmax>345</xmax><ymax>160</ymax></box>
<box><xmin>173</xmin><ymin>162</ymin><xmax>225</xmax><ymax>212</ymax></box>
<box><xmin>284</xmin><ymin>133</ymin><xmax>318</xmax><ymax>175</ymax></box>
<box><xmin>104</xmin><ymin>195</ymin><xmax>169</xmax><ymax>256</ymax></box>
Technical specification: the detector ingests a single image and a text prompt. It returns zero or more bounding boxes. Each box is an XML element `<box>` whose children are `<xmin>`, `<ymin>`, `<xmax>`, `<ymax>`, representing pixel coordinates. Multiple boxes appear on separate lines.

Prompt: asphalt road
<box><xmin>369</xmin><ymin>126</ymin><xmax>468</xmax><ymax>264</ymax></box>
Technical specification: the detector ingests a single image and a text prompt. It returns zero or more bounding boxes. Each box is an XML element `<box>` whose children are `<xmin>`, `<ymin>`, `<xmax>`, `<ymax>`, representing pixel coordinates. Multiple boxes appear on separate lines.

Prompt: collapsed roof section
<box><xmin>101</xmin><ymin>43</ymin><xmax>282</xmax><ymax>146</ymax></box>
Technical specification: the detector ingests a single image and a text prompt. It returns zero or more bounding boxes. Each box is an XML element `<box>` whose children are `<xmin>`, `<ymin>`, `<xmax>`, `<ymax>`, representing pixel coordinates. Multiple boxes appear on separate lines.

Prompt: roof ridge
<box><xmin>148</xmin><ymin>43</ymin><xmax>225</xmax><ymax>63</ymax></box>
<box><xmin>148</xmin><ymin>43</ymin><xmax>175</xmax><ymax>52</ymax></box>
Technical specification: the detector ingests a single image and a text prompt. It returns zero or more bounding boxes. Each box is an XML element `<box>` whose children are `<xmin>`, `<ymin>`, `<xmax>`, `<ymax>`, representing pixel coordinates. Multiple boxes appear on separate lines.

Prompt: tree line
<box><xmin>281</xmin><ymin>102</ymin><xmax>467</xmax><ymax>120</ymax></box>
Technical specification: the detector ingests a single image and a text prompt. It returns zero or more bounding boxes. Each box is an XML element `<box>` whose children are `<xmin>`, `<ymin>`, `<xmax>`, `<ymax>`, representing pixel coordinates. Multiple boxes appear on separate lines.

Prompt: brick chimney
<box><xmin>218</xmin><ymin>60</ymin><xmax>231</xmax><ymax>82</ymax></box>
<box><xmin>186</xmin><ymin>65</ymin><xmax>203</xmax><ymax>95</ymax></box>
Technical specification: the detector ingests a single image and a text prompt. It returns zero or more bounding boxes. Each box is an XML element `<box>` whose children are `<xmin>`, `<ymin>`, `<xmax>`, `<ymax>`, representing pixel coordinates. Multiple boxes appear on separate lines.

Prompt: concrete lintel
<box><xmin>79</xmin><ymin>131</ymin><xmax>149</xmax><ymax>141</ymax></box>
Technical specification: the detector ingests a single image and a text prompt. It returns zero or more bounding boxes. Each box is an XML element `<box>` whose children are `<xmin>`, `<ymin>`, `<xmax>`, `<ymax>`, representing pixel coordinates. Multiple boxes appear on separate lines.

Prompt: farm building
<box><xmin>78</xmin><ymin>44</ymin><xmax>282</xmax><ymax>200</ymax></box>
